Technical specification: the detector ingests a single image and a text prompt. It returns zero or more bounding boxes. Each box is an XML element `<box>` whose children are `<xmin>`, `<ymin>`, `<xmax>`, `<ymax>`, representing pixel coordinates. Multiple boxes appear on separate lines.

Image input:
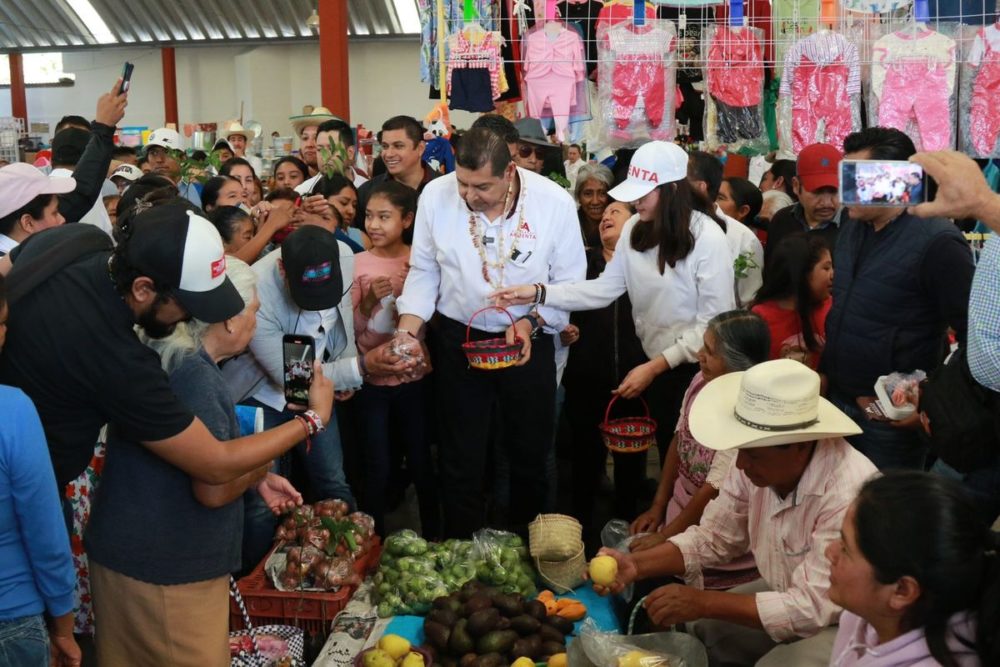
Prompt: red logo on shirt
<box><xmin>211</xmin><ymin>256</ymin><xmax>226</xmax><ymax>279</ymax></box>
<box><xmin>629</xmin><ymin>165</ymin><xmax>660</xmax><ymax>183</ymax></box>
<box><xmin>513</xmin><ymin>219</ymin><xmax>536</xmax><ymax>240</ymax></box>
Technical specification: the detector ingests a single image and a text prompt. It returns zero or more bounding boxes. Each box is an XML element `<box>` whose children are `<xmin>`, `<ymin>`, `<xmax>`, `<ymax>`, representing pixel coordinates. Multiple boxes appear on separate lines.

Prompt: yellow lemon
<box><xmin>362</xmin><ymin>649</ymin><xmax>396</xmax><ymax>667</ymax></box>
<box><xmin>377</xmin><ymin>634</ymin><xmax>411</xmax><ymax>661</ymax></box>
<box><xmin>400</xmin><ymin>651</ymin><xmax>425</xmax><ymax>667</ymax></box>
<box><xmin>548</xmin><ymin>653</ymin><xmax>568</xmax><ymax>667</ymax></box>
<box><xmin>511</xmin><ymin>658</ymin><xmax>535</xmax><ymax>667</ymax></box>
<box><xmin>588</xmin><ymin>555</ymin><xmax>619</xmax><ymax>587</ymax></box>
<box><xmin>618</xmin><ymin>650</ymin><xmax>653</xmax><ymax>667</ymax></box>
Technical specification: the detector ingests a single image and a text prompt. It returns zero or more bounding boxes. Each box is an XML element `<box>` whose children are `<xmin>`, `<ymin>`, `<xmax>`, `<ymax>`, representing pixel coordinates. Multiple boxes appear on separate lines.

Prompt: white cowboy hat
<box><xmin>289</xmin><ymin>106</ymin><xmax>339</xmax><ymax>135</ymax></box>
<box><xmin>689</xmin><ymin>359</ymin><xmax>862</xmax><ymax>451</ymax></box>
<box><xmin>223</xmin><ymin>122</ymin><xmax>257</xmax><ymax>142</ymax></box>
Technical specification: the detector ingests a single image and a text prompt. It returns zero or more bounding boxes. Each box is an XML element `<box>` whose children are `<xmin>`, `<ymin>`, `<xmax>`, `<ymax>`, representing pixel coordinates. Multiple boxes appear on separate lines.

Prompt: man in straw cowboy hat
<box><xmin>290</xmin><ymin>105</ymin><xmax>338</xmax><ymax>177</ymax></box>
<box><xmin>223</xmin><ymin>120</ymin><xmax>263</xmax><ymax>176</ymax></box>
<box><xmin>592</xmin><ymin>359</ymin><xmax>878</xmax><ymax>666</ymax></box>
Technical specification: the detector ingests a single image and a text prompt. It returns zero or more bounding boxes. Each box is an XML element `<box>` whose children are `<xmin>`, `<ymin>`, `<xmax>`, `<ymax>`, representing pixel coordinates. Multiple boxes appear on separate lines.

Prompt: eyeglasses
<box><xmin>517</xmin><ymin>144</ymin><xmax>548</xmax><ymax>159</ymax></box>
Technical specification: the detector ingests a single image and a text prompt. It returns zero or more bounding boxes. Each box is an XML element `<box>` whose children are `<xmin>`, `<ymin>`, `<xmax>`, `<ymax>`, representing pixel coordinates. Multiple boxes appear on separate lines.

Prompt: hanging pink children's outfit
<box><xmin>522</xmin><ymin>24</ymin><xmax>586</xmax><ymax>142</ymax></box>
<box><xmin>779</xmin><ymin>31</ymin><xmax>861</xmax><ymax>155</ymax></box>
<box><xmin>871</xmin><ymin>28</ymin><xmax>956</xmax><ymax>152</ymax></box>
<box><xmin>600</xmin><ymin>20</ymin><xmax>677</xmax><ymax>143</ymax></box>
<box><xmin>967</xmin><ymin>24</ymin><xmax>1000</xmax><ymax>156</ymax></box>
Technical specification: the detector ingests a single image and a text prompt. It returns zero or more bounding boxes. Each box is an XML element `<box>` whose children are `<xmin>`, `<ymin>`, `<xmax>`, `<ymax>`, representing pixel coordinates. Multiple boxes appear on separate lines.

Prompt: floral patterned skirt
<box><xmin>65</xmin><ymin>434</ymin><xmax>106</xmax><ymax>636</ymax></box>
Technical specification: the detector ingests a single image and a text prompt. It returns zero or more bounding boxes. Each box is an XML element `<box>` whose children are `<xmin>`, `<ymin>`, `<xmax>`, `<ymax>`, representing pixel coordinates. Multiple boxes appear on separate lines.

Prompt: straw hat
<box><xmin>689</xmin><ymin>359</ymin><xmax>862</xmax><ymax>451</ymax></box>
<box><xmin>223</xmin><ymin>121</ymin><xmax>257</xmax><ymax>142</ymax></box>
<box><xmin>289</xmin><ymin>106</ymin><xmax>338</xmax><ymax>135</ymax></box>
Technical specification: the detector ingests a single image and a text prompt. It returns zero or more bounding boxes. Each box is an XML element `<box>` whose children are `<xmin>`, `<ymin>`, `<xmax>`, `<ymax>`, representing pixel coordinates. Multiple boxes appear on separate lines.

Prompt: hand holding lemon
<box><xmin>587</xmin><ymin>549</ymin><xmax>638</xmax><ymax>596</ymax></box>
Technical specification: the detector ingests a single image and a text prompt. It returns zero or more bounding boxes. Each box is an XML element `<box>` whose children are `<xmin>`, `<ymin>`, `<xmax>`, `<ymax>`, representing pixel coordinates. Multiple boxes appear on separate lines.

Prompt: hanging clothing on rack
<box><xmin>596</xmin><ymin>1</ymin><xmax>658</xmax><ymax>33</ymax></box>
<box><xmin>523</xmin><ymin>24</ymin><xmax>587</xmax><ymax>141</ymax></box>
<box><xmin>781</xmin><ymin>31</ymin><xmax>861</xmax><ymax>154</ymax></box>
<box><xmin>605</xmin><ymin>21</ymin><xmax>677</xmax><ymax>139</ymax></box>
<box><xmin>447</xmin><ymin>27</ymin><xmax>508</xmax><ymax>112</ymax></box>
<box><xmin>872</xmin><ymin>28</ymin><xmax>956</xmax><ymax>152</ymax></box>
<box><xmin>558</xmin><ymin>1</ymin><xmax>604</xmax><ymax>77</ymax></box>
<box><xmin>707</xmin><ymin>26</ymin><xmax>765</xmax><ymax>144</ymax></box>
<box><xmin>772</xmin><ymin>0</ymin><xmax>821</xmax><ymax>75</ymax></box>
<box><xmin>968</xmin><ymin>24</ymin><xmax>1000</xmax><ymax>156</ymax></box>
<box><xmin>418</xmin><ymin>0</ymin><xmax>500</xmax><ymax>90</ymax></box>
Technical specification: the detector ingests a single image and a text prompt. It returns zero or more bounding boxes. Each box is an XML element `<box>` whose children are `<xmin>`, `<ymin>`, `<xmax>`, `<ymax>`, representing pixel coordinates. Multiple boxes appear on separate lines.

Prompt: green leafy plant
<box><xmin>319</xmin><ymin>142</ymin><xmax>352</xmax><ymax>180</ymax></box>
<box><xmin>178</xmin><ymin>149</ymin><xmax>223</xmax><ymax>186</ymax></box>
<box><xmin>733</xmin><ymin>251</ymin><xmax>760</xmax><ymax>280</ymax></box>
<box><xmin>547</xmin><ymin>171</ymin><xmax>570</xmax><ymax>189</ymax></box>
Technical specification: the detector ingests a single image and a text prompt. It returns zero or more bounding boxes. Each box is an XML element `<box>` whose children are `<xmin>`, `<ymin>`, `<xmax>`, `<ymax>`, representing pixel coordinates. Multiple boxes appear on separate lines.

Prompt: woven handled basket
<box><xmin>461</xmin><ymin>306</ymin><xmax>523</xmax><ymax>370</ymax></box>
<box><xmin>529</xmin><ymin>514</ymin><xmax>585</xmax><ymax>594</ymax></box>
<box><xmin>599</xmin><ymin>395</ymin><xmax>658</xmax><ymax>454</ymax></box>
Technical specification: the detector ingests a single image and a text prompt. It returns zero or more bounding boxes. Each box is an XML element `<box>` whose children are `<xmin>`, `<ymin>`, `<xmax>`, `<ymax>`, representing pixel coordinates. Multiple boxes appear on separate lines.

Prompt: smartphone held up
<box><xmin>119</xmin><ymin>62</ymin><xmax>134</xmax><ymax>95</ymax></box>
<box><xmin>283</xmin><ymin>334</ymin><xmax>315</xmax><ymax>405</ymax></box>
<box><xmin>840</xmin><ymin>159</ymin><xmax>928</xmax><ymax>207</ymax></box>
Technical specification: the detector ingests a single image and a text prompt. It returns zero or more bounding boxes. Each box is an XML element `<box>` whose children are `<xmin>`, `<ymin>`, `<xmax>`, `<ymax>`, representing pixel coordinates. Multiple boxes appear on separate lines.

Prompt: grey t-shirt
<box><xmin>85</xmin><ymin>350</ymin><xmax>244</xmax><ymax>585</ymax></box>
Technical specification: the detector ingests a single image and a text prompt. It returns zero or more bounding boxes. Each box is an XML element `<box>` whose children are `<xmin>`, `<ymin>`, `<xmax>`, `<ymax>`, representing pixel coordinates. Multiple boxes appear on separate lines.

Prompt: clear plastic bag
<box><xmin>472</xmin><ymin>528</ymin><xmax>536</xmax><ymax>597</ymax></box>
<box><xmin>573</xmin><ymin>618</ymin><xmax>708</xmax><ymax>667</ymax></box>
<box><xmin>372</xmin><ymin>568</ymin><xmax>449</xmax><ymax>617</ymax></box>
<box><xmin>597</xmin><ymin>19</ymin><xmax>678</xmax><ymax>148</ymax></box>
<box><xmin>777</xmin><ymin>29</ymin><xmax>863</xmax><ymax>155</ymax></box>
<box><xmin>959</xmin><ymin>24</ymin><xmax>1000</xmax><ymax>158</ymax></box>
<box><xmin>702</xmin><ymin>24</ymin><xmax>768</xmax><ymax>154</ymax></box>
<box><xmin>869</xmin><ymin>24</ymin><xmax>959</xmax><ymax>152</ymax></box>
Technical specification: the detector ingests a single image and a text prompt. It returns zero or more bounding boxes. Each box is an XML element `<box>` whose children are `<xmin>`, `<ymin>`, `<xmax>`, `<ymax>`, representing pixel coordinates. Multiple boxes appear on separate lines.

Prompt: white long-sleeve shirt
<box><xmin>398</xmin><ymin>167</ymin><xmax>586</xmax><ymax>333</ymax></box>
<box><xmin>717</xmin><ymin>206</ymin><xmax>764</xmax><ymax>308</ymax></box>
<box><xmin>544</xmin><ymin>212</ymin><xmax>735</xmax><ymax>368</ymax></box>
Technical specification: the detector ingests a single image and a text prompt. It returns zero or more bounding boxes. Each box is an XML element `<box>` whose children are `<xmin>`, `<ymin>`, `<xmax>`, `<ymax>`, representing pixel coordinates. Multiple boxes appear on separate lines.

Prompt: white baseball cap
<box><xmin>0</xmin><ymin>163</ymin><xmax>76</xmax><ymax>219</ymax></box>
<box><xmin>146</xmin><ymin>128</ymin><xmax>182</xmax><ymax>151</ymax></box>
<box><xmin>608</xmin><ymin>141</ymin><xmax>690</xmax><ymax>203</ymax></box>
<box><xmin>110</xmin><ymin>164</ymin><xmax>143</xmax><ymax>182</ymax></box>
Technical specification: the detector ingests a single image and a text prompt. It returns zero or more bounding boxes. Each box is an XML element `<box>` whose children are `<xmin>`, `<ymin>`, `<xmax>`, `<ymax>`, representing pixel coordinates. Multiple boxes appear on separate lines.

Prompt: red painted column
<box><xmin>319</xmin><ymin>0</ymin><xmax>350</xmax><ymax>120</ymax></box>
<box><xmin>161</xmin><ymin>47</ymin><xmax>178</xmax><ymax>126</ymax></box>
<box><xmin>8</xmin><ymin>52</ymin><xmax>27</xmax><ymax>127</ymax></box>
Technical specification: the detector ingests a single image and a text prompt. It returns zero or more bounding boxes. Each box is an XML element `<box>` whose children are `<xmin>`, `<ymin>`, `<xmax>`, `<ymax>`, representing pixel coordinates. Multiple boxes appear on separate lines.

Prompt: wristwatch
<box><xmin>517</xmin><ymin>312</ymin><xmax>542</xmax><ymax>338</ymax></box>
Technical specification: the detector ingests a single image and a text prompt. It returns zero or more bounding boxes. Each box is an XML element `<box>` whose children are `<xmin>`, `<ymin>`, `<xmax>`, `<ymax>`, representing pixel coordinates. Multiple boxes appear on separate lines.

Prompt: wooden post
<box><xmin>319</xmin><ymin>0</ymin><xmax>350</xmax><ymax>120</ymax></box>
<box><xmin>9</xmin><ymin>52</ymin><xmax>27</xmax><ymax>127</ymax></box>
<box><xmin>161</xmin><ymin>47</ymin><xmax>178</xmax><ymax>126</ymax></box>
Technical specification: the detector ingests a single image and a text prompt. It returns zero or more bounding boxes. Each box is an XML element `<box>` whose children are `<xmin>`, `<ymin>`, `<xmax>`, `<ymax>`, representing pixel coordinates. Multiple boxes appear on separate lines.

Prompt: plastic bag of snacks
<box><xmin>472</xmin><ymin>529</ymin><xmax>536</xmax><ymax>597</ymax></box>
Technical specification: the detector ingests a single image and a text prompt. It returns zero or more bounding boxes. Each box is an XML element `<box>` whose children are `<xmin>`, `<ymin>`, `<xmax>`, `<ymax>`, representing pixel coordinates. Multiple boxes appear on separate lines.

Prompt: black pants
<box><xmin>713</xmin><ymin>97</ymin><xmax>763</xmax><ymax>143</ymax></box>
<box><xmin>565</xmin><ymin>381</ymin><xmax>647</xmax><ymax>538</ymax></box>
<box><xmin>431</xmin><ymin>315</ymin><xmax>556</xmax><ymax>538</ymax></box>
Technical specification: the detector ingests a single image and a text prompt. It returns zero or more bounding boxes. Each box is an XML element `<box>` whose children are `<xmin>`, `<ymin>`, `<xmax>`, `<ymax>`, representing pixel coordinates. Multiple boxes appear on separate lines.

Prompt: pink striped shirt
<box><xmin>668</xmin><ymin>437</ymin><xmax>878</xmax><ymax>641</ymax></box>
<box><xmin>780</xmin><ymin>31</ymin><xmax>862</xmax><ymax>96</ymax></box>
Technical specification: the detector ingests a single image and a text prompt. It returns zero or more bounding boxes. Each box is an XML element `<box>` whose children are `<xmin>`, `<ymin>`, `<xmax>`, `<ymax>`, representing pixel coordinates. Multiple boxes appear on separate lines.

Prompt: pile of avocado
<box><xmin>422</xmin><ymin>581</ymin><xmax>574</xmax><ymax>667</ymax></box>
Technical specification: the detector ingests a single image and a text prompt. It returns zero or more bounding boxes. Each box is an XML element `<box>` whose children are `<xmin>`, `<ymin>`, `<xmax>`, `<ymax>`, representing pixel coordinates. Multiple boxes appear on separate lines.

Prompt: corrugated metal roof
<box><xmin>0</xmin><ymin>0</ymin><xmax>420</xmax><ymax>51</ymax></box>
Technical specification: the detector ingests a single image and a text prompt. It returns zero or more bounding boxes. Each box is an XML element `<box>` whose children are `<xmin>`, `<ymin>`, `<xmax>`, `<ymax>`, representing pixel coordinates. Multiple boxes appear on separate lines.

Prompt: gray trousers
<box><xmin>688</xmin><ymin>579</ymin><xmax>838</xmax><ymax>667</ymax></box>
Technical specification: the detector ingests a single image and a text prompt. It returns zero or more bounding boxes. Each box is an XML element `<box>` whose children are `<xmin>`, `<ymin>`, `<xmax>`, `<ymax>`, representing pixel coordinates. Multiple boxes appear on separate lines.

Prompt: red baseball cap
<box><xmin>796</xmin><ymin>143</ymin><xmax>842</xmax><ymax>192</ymax></box>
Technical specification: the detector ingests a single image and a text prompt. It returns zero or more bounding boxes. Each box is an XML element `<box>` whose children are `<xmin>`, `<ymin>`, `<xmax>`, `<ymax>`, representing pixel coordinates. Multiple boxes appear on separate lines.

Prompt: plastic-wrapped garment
<box><xmin>966</xmin><ymin>24</ymin><xmax>1000</xmax><ymax>156</ymax></box>
<box><xmin>871</xmin><ymin>28</ymin><xmax>957</xmax><ymax>152</ymax></box>
<box><xmin>779</xmin><ymin>31</ymin><xmax>861</xmax><ymax>155</ymax></box>
<box><xmin>523</xmin><ymin>24</ymin><xmax>587</xmax><ymax>142</ymax></box>
<box><xmin>417</xmin><ymin>0</ymin><xmax>499</xmax><ymax>90</ymax></box>
<box><xmin>704</xmin><ymin>25</ymin><xmax>767</xmax><ymax>151</ymax></box>
<box><xmin>772</xmin><ymin>0</ymin><xmax>821</xmax><ymax>76</ymax></box>
<box><xmin>446</xmin><ymin>29</ymin><xmax>505</xmax><ymax>101</ymax></box>
<box><xmin>598</xmin><ymin>20</ymin><xmax>678</xmax><ymax>146</ymax></box>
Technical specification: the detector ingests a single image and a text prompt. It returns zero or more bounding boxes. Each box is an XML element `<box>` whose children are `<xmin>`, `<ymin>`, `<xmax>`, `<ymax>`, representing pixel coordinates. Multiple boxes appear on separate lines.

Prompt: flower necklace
<box><xmin>468</xmin><ymin>174</ymin><xmax>527</xmax><ymax>290</ymax></box>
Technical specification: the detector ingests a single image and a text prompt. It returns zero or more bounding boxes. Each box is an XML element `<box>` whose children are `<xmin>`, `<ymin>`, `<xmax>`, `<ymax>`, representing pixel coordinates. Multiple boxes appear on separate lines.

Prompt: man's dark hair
<box><xmin>687</xmin><ymin>151</ymin><xmax>724</xmax><ymax>200</ymax></box>
<box><xmin>843</xmin><ymin>127</ymin><xmax>916</xmax><ymax>161</ymax></box>
<box><xmin>112</xmin><ymin>146</ymin><xmax>137</xmax><ymax>160</ymax></box>
<box><xmin>471</xmin><ymin>114</ymin><xmax>519</xmax><ymax>145</ymax></box>
<box><xmin>570</xmin><ymin>144</ymin><xmax>582</xmax><ymax>152</ymax></box>
<box><xmin>265</xmin><ymin>187</ymin><xmax>299</xmax><ymax>204</ymax></box>
<box><xmin>54</xmin><ymin>115</ymin><xmax>90</xmax><ymax>134</ymax></box>
<box><xmin>0</xmin><ymin>193</ymin><xmax>56</xmax><ymax>236</ymax></box>
<box><xmin>317</xmin><ymin>118</ymin><xmax>355</xmax><ymax>148</ymax></box>
<box><xmin>455</xmin><ymin>127</ymin><xmax>512</xmax><ymax>177</ymax></box>
<box><xmin>379</xmin><ymin>115</ymin><xmax>425</xmax><ymax>147</ymax></box>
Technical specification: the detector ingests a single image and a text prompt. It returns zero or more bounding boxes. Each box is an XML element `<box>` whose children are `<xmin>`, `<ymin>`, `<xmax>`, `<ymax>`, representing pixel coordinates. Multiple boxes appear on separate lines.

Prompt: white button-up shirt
<box><xmin>544</xmin><ymin>212</ymin><xmax>735</xmax><ymax>368</ymax></box>
<box><xmin>398</xmin><ymin>167</ymin><xmax>586</xmax><ymax>333</ymax></box>
<box><xmin>669</xmin><ymin>438</ymin><xmax>879</xmax><ymax>641</ymax></box>
<box><xmin>717</xmin><ymin>205</ymin><xmax>764</xmax><ymax>308</ymax></box>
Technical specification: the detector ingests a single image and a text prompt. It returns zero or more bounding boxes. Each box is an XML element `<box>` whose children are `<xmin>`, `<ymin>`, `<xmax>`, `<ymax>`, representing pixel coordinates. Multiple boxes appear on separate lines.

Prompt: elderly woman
<box><xmin>85</xmin><ymin>256</ymin><xmax>304</xmax><ymax>667</ymax></box>
<box><xmin>574</xmin><ymin>163</ymin><xmax>614</xmax><ymax>249</ymax></box>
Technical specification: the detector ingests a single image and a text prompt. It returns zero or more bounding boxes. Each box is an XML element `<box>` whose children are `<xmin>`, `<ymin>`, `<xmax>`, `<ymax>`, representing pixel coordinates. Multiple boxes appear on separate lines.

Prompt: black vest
<box><xmin>823</xmin><ymin>213</ymin><xmax>963</xmax><ymax>398</ymax></box>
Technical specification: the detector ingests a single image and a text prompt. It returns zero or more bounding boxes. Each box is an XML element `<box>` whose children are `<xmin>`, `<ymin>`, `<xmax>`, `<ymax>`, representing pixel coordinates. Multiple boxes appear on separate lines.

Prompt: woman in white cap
<box><xmin>493</xmin><ymin>141</ymin><xmax>736</xmax><ymax>461</ymax></box>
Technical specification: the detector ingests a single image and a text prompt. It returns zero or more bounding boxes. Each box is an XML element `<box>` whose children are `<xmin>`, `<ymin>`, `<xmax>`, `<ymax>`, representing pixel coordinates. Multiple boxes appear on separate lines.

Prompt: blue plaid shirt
<box><xmin>969</xmin><ymin>234</ymin><xmax>1000</xmax><ymax>390</ymax></box>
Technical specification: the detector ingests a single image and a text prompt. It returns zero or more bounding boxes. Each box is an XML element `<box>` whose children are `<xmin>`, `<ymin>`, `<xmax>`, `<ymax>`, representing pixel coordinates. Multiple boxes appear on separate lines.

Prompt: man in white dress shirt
<box><xmin>395</xmin><ymin>127</ymin><xmax>586</xmax><ymax>537</ymax></box>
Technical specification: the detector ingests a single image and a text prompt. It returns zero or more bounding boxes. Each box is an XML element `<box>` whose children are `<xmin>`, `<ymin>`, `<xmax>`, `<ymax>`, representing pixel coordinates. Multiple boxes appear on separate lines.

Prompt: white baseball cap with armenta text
<box><xmin>607</xmin><ymin>140</ymin><xmax>690</xmax><ymax>204</ymax></box>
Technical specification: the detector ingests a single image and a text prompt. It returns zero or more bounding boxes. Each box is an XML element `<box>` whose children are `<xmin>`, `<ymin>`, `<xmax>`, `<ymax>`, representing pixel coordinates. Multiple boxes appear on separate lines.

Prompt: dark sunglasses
<box><xmin>517</xmin><ymin>144</ymin><xmax>548</xmax><ymax>159</ymax></box>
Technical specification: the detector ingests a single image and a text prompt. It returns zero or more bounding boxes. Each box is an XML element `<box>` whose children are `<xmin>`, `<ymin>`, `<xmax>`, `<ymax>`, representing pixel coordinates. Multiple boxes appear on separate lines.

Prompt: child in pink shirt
<box><xmin>351</xmin><ymin>181</ymin><xmax>440</xmax><ymax>537</ymax></box>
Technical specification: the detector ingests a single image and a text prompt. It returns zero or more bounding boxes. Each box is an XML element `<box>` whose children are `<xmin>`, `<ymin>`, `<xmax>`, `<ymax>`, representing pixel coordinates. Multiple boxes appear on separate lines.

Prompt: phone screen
<box><xmin>840</xmin><ymin>159</ymin><xmax>926</xmax><ymax>207</ymax></box>
<box><xmin>282</xmin><ymin>335</ymin><xmax>315</xmax><ymax>404</ymax></box>
<box><xmin>119</xmin><ymin>62</ymin><xmax>134</xmax><ymax>94</ymax></box>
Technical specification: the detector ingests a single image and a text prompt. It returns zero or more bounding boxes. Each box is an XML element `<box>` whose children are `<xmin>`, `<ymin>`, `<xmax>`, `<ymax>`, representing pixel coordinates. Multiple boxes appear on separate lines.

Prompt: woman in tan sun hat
<box><xmin>591</xmin><ymin>359</ymin><xmax>879</xmax><ymax>667</ymax></box>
